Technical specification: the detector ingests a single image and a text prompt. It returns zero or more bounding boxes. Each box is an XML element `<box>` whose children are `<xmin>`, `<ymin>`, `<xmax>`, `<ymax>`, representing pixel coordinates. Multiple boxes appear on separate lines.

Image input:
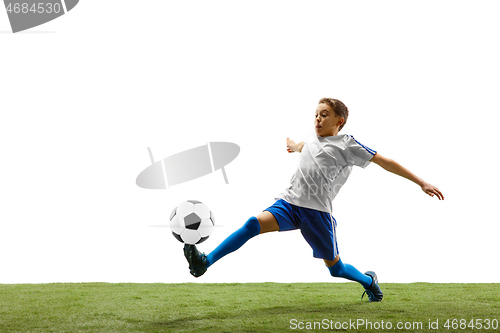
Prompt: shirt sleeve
<box><xmin>346</xmin><ymin>135</ymin><xmax>377</xmax><ymax>168</ymax></box>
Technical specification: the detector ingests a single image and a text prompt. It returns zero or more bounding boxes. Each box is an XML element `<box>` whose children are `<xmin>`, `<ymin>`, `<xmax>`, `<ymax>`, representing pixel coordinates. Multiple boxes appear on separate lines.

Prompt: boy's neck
<box><xmin>319</xmin><ymin>128</ymin><xmax>340</xmax><ymax>137</ymax></box>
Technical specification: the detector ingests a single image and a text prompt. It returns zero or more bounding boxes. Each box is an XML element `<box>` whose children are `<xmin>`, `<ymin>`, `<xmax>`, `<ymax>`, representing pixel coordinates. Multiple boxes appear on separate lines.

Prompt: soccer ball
<box><xmin>169</xmin><ymin>200</ymin><xmax>215</xmax><ymax>244</ymax></box>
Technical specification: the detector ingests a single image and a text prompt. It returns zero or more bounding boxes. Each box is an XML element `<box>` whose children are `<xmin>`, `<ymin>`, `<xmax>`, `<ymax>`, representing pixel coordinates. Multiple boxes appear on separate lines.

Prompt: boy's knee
<box><xmin>327</xmin><ymin>259</ymin><xmax>344</xmax><ymax>277</ymax></box>
<box><xmin>243</xmin><ymin>216</ymin><xmax>261</xmax><ymax>237</ymax></box>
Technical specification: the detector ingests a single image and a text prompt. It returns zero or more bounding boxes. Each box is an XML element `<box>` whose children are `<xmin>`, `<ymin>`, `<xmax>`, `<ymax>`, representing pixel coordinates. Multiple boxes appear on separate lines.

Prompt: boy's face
<box><xmin>314</xmin><ymin>103</ymin><xmax>344</xmax><ymax>137</ymax></box>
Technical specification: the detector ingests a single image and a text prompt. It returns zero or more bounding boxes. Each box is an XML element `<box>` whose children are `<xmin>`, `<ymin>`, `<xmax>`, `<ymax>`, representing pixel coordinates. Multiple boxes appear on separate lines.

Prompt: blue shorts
<box><xmin>264</xmin><ymin>199</ymin><xmax>338</xmax><ymax>261</ymax></box>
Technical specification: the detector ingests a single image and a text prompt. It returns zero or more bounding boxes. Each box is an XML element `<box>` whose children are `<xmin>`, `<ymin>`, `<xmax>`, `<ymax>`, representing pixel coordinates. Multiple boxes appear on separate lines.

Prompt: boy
<box><xmin>184</xmin><ymin>98</ymin><xmax>444</xmax><ymax>302</ymax></box>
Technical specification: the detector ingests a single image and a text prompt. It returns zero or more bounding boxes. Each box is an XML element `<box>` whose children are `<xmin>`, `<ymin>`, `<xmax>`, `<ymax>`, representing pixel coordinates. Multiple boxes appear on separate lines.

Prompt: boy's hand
<box><xmin>286</xmin><ymin>138</ymin><xmax>304</xmax><ymax>153</ymax></box>
<box><xmin>286</xmin><ymin>138</ymin><xmax>296</xmax><ymax>153</ymax></box>
<box><xmin>421</xmin><ymin>181</ymin><xmax>444</xmax><ymax>200</ymax></box>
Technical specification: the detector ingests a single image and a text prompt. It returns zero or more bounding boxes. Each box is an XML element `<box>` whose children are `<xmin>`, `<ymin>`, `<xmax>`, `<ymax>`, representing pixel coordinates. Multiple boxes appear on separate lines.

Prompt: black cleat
<box><xmin>183</xmin><ymin>244</ymin><xmax>208</xmax><ymax>278</ymax></box>
<box><xmin>361</xmin><ymin>271</ymin><xmax>383</xmax><ymax>302</ymax></box>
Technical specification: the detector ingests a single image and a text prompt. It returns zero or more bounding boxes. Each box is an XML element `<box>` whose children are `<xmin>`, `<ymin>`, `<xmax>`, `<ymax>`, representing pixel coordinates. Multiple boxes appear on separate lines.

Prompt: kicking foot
<box><xmin>183</xmin><ymin>244</ymin><xmax>208</xmax><ymax>278</ymax></box>
<box><xmin>361</xmin><ymin>271</ymin><xmax>383</xmax><ymax>302</ymax></box>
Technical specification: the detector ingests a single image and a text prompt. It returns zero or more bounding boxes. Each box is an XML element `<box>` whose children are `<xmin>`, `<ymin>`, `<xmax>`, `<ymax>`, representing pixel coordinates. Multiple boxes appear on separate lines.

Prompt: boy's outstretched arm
<box><xmin>370</xmin><ymin>153</ymin><xmax>444</xmax><ymax>200</ymax></box>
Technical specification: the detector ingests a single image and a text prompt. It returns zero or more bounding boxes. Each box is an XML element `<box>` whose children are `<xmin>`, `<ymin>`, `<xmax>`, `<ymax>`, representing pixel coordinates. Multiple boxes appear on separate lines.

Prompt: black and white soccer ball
<box><xmin>170</xmin><ymin>200</ymin><xmax>215</xmax><ymax>244</ymax></box>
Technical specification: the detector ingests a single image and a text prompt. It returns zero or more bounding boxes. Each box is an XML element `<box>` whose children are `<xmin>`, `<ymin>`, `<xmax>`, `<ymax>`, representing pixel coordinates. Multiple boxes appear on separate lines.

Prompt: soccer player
<box><xmin>184</xmin><ymin>98</ymin><xmax>444</xmax><ymax>302</ymax></box>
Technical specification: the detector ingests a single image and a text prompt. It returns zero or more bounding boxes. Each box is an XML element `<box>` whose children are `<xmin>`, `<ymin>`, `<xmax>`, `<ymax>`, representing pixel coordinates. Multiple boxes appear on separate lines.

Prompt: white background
<box><xmin>1</xmin><ymin>1</ymin><xmax>499</xmax><ymax>284</ymax></box>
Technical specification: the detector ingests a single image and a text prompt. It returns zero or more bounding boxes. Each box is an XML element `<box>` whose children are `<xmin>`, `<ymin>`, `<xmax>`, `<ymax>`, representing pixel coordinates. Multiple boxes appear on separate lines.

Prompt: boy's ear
<box><xmin>336</xmin><ymin>118</ymin><xmax>345</xmax><ymax>127</ymax></box>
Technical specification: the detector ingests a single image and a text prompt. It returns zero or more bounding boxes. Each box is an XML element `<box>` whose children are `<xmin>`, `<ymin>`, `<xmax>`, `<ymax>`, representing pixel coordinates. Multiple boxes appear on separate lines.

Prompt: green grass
<box><xmin>1</xmin><ymin>283</ymin><xmax>499</xmax><ymax>332</ymax></box>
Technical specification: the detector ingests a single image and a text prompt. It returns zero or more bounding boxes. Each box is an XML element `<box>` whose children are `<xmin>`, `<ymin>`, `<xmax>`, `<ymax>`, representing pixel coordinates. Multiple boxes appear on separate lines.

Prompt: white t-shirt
<box><xmin>276</xmin><ymin>133</ymin><xmax>376</xmax><ymax>214</ymax></box>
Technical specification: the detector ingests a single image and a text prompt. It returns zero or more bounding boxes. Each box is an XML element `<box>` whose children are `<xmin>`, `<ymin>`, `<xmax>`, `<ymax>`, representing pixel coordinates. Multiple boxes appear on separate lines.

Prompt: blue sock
<box><xmin>327</xmin><ymin>258</ymin><xmax>373</xmax><ymax>289</ymax></box>
<box><xmin>206</xmin><ymin>216</ymin><xmax>261</xmax><ymax>268</ymax></box>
